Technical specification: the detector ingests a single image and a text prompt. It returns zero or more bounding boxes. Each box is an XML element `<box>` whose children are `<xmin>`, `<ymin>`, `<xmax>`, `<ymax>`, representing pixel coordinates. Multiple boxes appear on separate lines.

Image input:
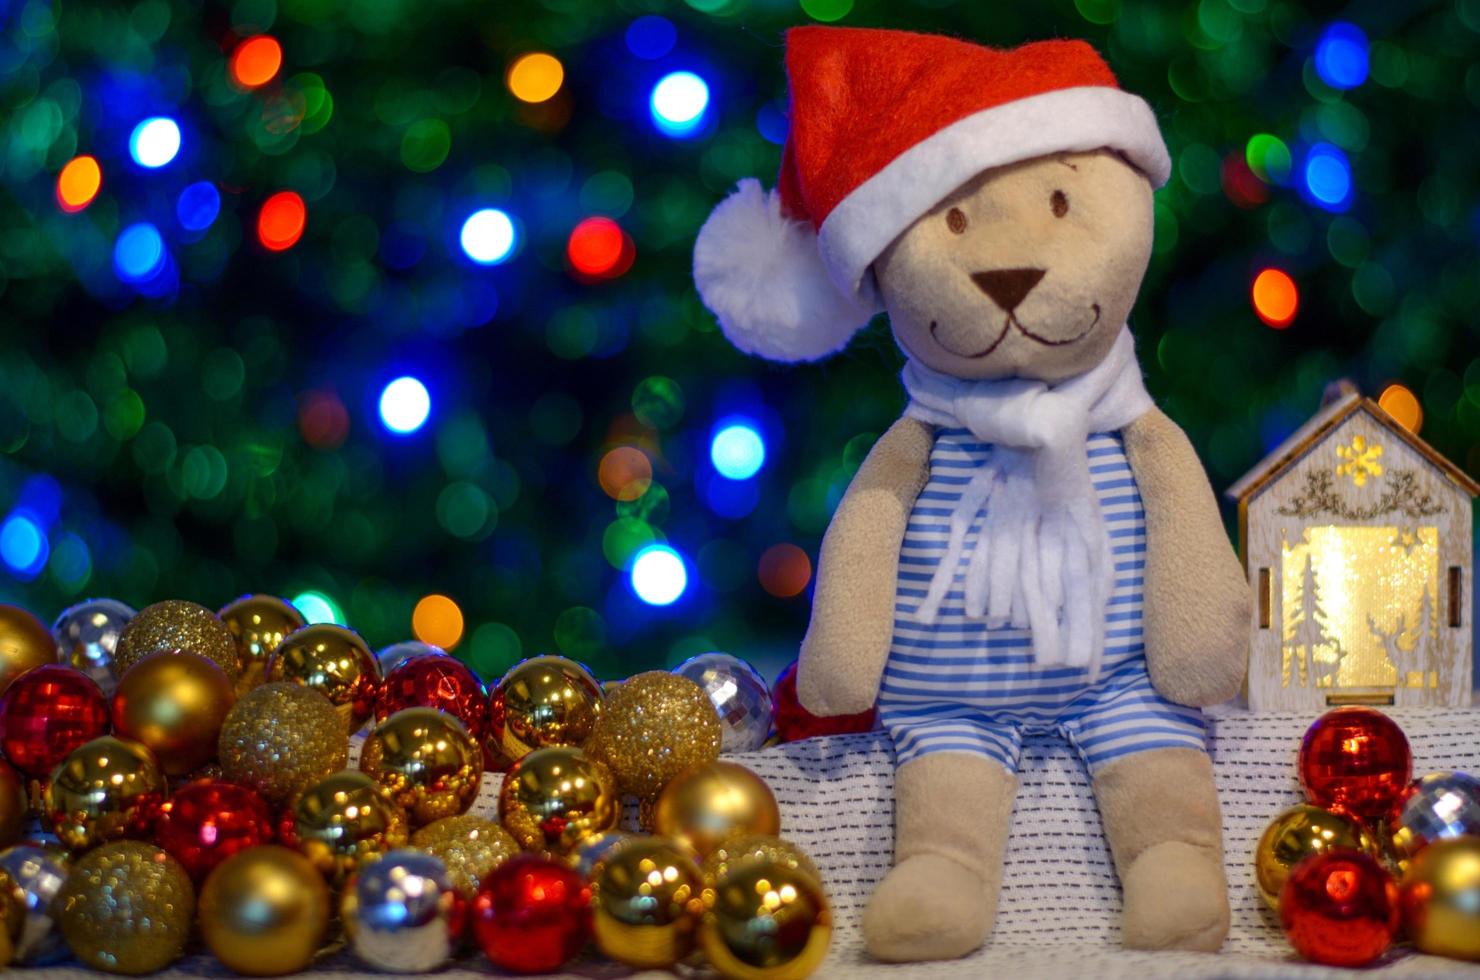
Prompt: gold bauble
<box><xmin>498</xmin><ymin>745</ymin><xmax>619</xmax><ymax>854</ymax></box>
<box><xmin>218</xmin><ymin>595</ymin><xmax>305</xmax><ymax>695</ymax></box>
<box><xmin>411</xmin><ymin>815</ymin><xmax>521</xmax><ymax>899</ymax></box>
<box><xmin>43</xmin><ymin>736</ymin><xmax>166</xmax><ymax>852</ymax></box>
<box><xmin>1253</xmin><ymin>803</ymin><xmax>1377</xmax><ymax>909</ymax></box>
<box><xmin>0</xmin><ymin>757</ymin><xmax>25</xmax><ymax>848</ymax></box>
<box><xmin>654</xmin><ymin>761</ymin><xmax>781</xmax><ymax>859</ymax></box>
<box><xmin>0</xmin><ymin>605</ymin><xmax>54</xmax><ymax>696</ymax></box>
<box><xmin>114</xmin><ymin>600</ymin><xmax>239</xmax><ymax>680</ymax></box>
<box><xmin>702</xmin><ymin>835</ymin><xmax>821</xmax><ymax>890</ymax></box>
<box><xmin>287</xmin><ymin>770</ymin><xmax>409</xmax><ymax>886</ymax></box>
<box><xmin>488</xmin><ymin>656</ymin><xmax>603</xmax><ymax>762</ymax></box>
<box><xmin>266</xmin><ymin>624</ymin><xmax>380</xmax><ymax>733</ymax></box>
<box><xmin>359</xmin><ymin>707</ymin><xmax>483</xmax><ymax>826</ymax></box>
<box><xmin>700</xmin><ymin>855</ymin><xmax>833</xmax><ymax>980</ymax></box>
<box><xmin>592</xmin><ymin>836</ymin><xmax>705</xmax><ymax>969</ymax></box>
<box><xmin>110</xmin><ymin>651</ymin><xmax>236</xmax><ymax>776</ymax></box>
<box><xmin>1399</xmin><ymin>836</ymin><xmax>1480</xmax><ymax>960</ymax></box>
<box><xmin>218</xmin><ymin>682</ymin><xmax>348</xmax><ymax>807</ymax></box>
<box><xmin>198</xmin><ymin>845</ymin><xmax>330</xmax><ymax>976</ymax></box>
<box><xmin>585</xmin><ymin>671</ymin><xmax>722</xmax><ymax>800</ymax></box>
<box><xmin>56</xmin><ymin>841</ymin><xmax>194</xmax><ymax>975</ymax></box>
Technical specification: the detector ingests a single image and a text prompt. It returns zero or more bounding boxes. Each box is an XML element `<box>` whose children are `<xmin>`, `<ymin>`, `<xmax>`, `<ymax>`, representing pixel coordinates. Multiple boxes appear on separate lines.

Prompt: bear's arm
<box><xmin>796</xmin><ymin>416</ymin><xmax>934</xmax><ymax>717</ymax></box>
<box><xmin>1121</xmin><ymin>406</ymin><xmax>1251</xmax><ymax>707</ymax></box>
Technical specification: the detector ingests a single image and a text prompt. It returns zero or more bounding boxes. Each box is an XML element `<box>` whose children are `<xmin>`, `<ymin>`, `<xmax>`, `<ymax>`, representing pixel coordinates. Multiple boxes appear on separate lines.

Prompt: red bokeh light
<box><xmin>258</xmin><ymin>191</ymin><xmax>306</xmax><ymax>251</ymax></box>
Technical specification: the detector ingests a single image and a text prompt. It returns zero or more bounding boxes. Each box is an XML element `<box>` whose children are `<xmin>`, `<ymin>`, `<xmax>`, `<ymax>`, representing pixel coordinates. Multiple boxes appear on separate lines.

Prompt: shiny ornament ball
<box><xmin>654</xmin><ymin>761</ymin><xmax>781</xmax><ymax>859</ymax></box>
<box><xmin>198</xmin><ymin>845</ymin><xmax>330</xmax><ymax>976</ymax></box>
<box><xmin>375</xmin><ymin>654</ymin><xmax>487</xmax><ymax>742</ymax></box>
<box><xmin>0</xmin><ymin>604</ymin><xmax>57</xmax><ymax>696</ymax></box>
<box><xmin>592</xmin><ymin>836</ymin><xmax>705</xmax><ymax>968</ymax></box>
<box><xmin>471</xmin><ymin>855</ymin><xmax>591</xmax><ymax>974</ymax></box>
<box><xmin>43</xmin><ymin>735</ymin><xmax>166</xmax><ymax>852</ymax></box>
<box><xmin>342</xmin><ymin>850</ymin><xmax>464</xmax><ymax>972</ymax></box>
<box><xmin>283</xmin><ymin>770</ymin><xmax>410</xmax><ymax>886</ymax></box>
<box><xmin>701</xmin><ymin>854</ymin><xmax>834</xmax><ymax>980</ymax></box>
<box><xmin>570</xmin><ymin>830</ymin><xmax>635</xmax><ymax>879</ymax></box>
<box><xmin>218</xmin><ymin>682</ymin><xmax>348</xmax><ymax>807</ymax></box>
<box><xmin>359</xmin><ymin>707</ymin><xmax>483</xmax><ymax>826</ymax></box>
<box><xmin>498</xmin><ymin>745</ymin><xmax>619</xmax><ymax>854</ymax></box>
<box><xmin>702</xmin><ymin>834</ymin><xmax>822</xmax><ymax>890</ymax></box>
<box><xmin>487</xmin><ymin>655</ymin><xmax>603</xmax><ymax>763</ymax></box>
<box><xmin>1399</xmin><ymin>836</ymin><xmax>1480</xmax><ymax>960</ymax></box>
<box><xmin>1253</xmin><ymin>803</ymin><xmax>1378</xmax><ymax>910</ymax></box>
<box><xmin>267</xmin><ymin>623</ymin><xmax>380</xmax><ymax>733</ymax></box>
<box><xmin>154</xmin><ymin>779</ymin><xmax>274</xmax><ymax>884</ymax></box>
<box><xmin>585</xmin><ymin>671</ymin><xmax>722</xmax><ymax>800</ymax></box>
<box><xmin>56</xmin><ymin>841</ymin><xmax>194</xmax><ymax>975</ymax></box>
<box><xmin>1279</xmin><ymin>849</ymin><xmax>1398</xmax><ymax>967</ymax></box>
<box><xmin>772</xmin><ymin>660</ymin><xmax>875</xmax><ymax>743</ymax></box>
<box><xmin>411</xmin><ymin>815</ymin><xmax>521</xmax><ymax>899</ymax></box>
<box><xmin>114</xmin><ymin>599</ymin><xmax>239</xmax><ymax>680</ymax></box>
<box><xmin>52</xmin><ymin>598</ymin><xmax>135</xmax><ymax>696</ymax></box>
<box><xmin>110</xmin><ymin>651</ymin><xmax>236</xmax><ymax>776</ymax></box>
<box><xmin>218</xmin><ymin>595</ymin><xmax>305</xmax><ymax>694</ymax></box>
<box><xmin>1388</xmin><ymin>771</ymin><xmax>1480</xmax><ymax>867</ymax></box>
<box><xmin>376</xmin><ymin>640</ymin><xmax>445</xmax><ymax>675</ymax></box>
<box><xmin>1298</xmin><ymin>706</ymin><xmax>1411</xmax><ymax>820</ymax></box>
<box><xmin>0</xmin><ymin>844</ymin><xmax>70</xmax><ymax>965</ymax></box>
<box><xmin>674</xmin><ymin>652</ymin><xmax>774</xmax><ymax>754</ymax></box>
<box><xmin>0</xmin><ymin>759</ymin><xmax>25</xmax><ymax>848</ymax></box>
<box><xmin>0</xmin><ymin>664</ymin><xmax>109</xmax><ymax>778</ymax></box>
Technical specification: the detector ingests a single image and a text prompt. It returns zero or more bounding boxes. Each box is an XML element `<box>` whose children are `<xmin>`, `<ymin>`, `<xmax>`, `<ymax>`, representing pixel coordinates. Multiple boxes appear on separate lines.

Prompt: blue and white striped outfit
<box><xmin>877</xmin><ymin>427</ymin><xmax>1208</xmax><ymax>776</ymax></box>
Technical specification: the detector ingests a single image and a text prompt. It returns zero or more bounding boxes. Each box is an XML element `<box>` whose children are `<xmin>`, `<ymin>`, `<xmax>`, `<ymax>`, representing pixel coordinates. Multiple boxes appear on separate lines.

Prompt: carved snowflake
<box><xmin>1389</xmin><ymin>526</ymin><xmax>1422</xmax><ymax>555</ymax></box>
<box><xmin>1334</xmin><ymin>434</ymin><xmax>1383</xmax><ymax>487</ymax></box>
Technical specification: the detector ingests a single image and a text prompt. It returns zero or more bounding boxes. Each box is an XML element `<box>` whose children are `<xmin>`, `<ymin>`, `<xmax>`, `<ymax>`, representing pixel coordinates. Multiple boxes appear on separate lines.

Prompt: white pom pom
<box><xmin>692</xmin><ymin>179</ymin><xmax>878</xmax><ymax>362</ymax></box>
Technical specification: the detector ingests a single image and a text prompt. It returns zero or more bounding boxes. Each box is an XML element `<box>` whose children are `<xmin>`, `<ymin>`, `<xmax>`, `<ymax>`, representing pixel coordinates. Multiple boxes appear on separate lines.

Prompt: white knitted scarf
<box><xmin>900</xmin><ymin>326</ymin><xmax>1153</xmax><ymax>679</ymax></box>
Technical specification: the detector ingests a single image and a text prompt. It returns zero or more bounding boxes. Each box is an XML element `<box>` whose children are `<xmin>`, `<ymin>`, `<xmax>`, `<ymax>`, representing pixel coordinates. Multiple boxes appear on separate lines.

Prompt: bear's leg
<box><xmin>1092</xmin><ymin>746</ymin><xmax>1228</xmax><ymax>951</ymax></box>
<box><xmin>862</xmin><ymin>752</ymin><xmax>1017</xmax><ymax>961</ymax></box>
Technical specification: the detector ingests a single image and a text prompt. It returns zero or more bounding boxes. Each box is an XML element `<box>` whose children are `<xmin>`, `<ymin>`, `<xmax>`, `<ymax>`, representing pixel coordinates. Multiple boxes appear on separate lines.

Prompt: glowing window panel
<box><xmin>1301</xmin><ymin>143</ymin><xmax>1353</xmax><ymax>212</ymax></box>
<box><xmin>292</xmin><ymin>590</ymin><xmax>343</xmax><ymax>625</ymax></box>
<box><xmin>379</xmin><ymin>376</ymin><xmax>431</xmax><ymax>434</ymax></box>
<box><xmin>176</xmin><ymin>181</ymin><xmax>221</xmax><ymax>231</ymax></box>
<box><xmin>710</xmin><ymin>421</ymin><xmax>766</xmax><ymax>480</ymax></box>
<box><xmin>631</xmin><ymin>544</ymin><xmax>687</xmax><ymax>606</ymax></box>
<box><xmin>1314</xmin><ymin>22</ymin><xmax>1369</xmax><ymax>90</ymax></box>
<box><xmin>0</xmin><ymin>513</ymin><xmax>47</xmax><ymax>576</ymax></box>
<box><xmin>258</xmin><ymin>191</ymin><xmax>306</xmax><ymax>250</ymax></box>
<box><xmin>113</xmin><ymin>223</ymin><xmax>166</xmax><ymax>283</ymax></box>
<box><xmin>459</xmin><ymin>208</ymin><xmax>516</xmax><ymax>265</ymax></box>
<box><xmin>56</xmin><ymin>155</ymin><xmax>102</xmax><ymax>212</ymax></box>
<box><xmin>506</xmin><ymin>52</ymin><xmax>564</xmax><ymax>104</ymax></box>
<box><xmin>1252</xmin><ymin>268</ymin><xmax>1298</xmax><ymax>329</ymax></box>
<box><xmin>230</xmin><ymin>35</ymin><xmax>283</xmax><ymax>88</ymax></box>
<box><xmin>129</xmin><ymin>117</ymin><xmax>181</xmax><ymax>168</ymax></box>
<box><xmin>650</xmin><ymin>71</ymin><xmax>709</xmax><ymax>137</ymax></box>
<box><xmin>567</xmin><ymin>217</ymin><xmax>626</xmax><ymax>277</ymax></box>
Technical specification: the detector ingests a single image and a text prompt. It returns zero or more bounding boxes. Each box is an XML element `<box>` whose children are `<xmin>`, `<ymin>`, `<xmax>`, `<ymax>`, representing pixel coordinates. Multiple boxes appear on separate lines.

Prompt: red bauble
<box><xmin>374</xmin><ymin>654</ymin><xmax>487</xmax><ymax>740</ymax></box>
<box><xmin>471</xmin><ymin>855</ymin><xmax>591</xmax><ymax>974</ymax></box>
<box><xmin>1280</xmin><ymin>849</ymin><xmax>1398</xmax><ymax>967</ymax></box>
<box><xmin>0</xmin><ymin>664</ymin><xmax>109</xmax><ymax>777</ymax></box>
<box><xmin>1298</xmin><ymin>706</ymin><xmax>1411</xmax><ymax>819</ymax></box>
<box><xmin>772</xmin><ymin>660</ymin><xmax>876</xmax><ymax>743</ymax></box>
<box><xmin>154</xmin><ymin>779</ymin><xmax>275</xmax><ymax>883</ymax></box>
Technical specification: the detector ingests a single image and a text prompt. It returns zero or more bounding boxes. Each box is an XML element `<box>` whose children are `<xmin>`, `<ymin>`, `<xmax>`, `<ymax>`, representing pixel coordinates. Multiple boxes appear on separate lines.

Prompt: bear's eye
<box><xmin>1051</xmin><ymin>190</ymin><xmax>1069</xmax><ymax>218</ymax></box>
<box><xmin>946</xmin><ymin>207</ymin><xmax>967</xmax><ymax>234</ymax></box>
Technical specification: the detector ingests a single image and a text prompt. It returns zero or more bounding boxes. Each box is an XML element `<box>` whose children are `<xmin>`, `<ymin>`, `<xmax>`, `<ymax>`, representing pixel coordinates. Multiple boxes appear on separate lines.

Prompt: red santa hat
<box><xmin>693</xmin><ymin>27</ymin><xmax>1171</xmax><ymax>362</ymax></box>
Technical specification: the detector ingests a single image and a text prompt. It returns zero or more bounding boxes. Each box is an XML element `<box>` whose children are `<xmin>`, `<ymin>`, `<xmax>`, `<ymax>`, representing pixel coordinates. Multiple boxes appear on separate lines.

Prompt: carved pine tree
<box><xmin>1286</xmin><ymin>554</ymin><xmax>1341</xmax><ymax>686</ymax></box>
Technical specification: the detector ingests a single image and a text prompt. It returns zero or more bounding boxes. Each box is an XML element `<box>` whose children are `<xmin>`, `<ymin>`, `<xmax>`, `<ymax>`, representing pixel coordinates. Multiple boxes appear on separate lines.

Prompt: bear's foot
<box><xmin>1121</xmin><ymin>840</ymin><xmax>1229</xmax><ymax>952</ymax></box>
<box><xmin>862</xmin><ymin>853</ymin><xmax>995</xmax><ymax>962</ymax></box>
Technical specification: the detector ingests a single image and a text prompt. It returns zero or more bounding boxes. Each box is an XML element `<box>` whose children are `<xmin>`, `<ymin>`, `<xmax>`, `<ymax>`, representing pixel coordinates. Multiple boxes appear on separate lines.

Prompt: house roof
<box><xmin>1226</xmin><ymin>391</ymin><xmax>1480</xmax><ymax>502</ymax></box>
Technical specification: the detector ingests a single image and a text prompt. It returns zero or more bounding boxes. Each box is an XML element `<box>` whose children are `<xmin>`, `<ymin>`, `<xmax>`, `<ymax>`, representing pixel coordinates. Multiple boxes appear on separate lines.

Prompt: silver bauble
<box><xmin>673</xmin><ymin>652</ymin><xmax>773</xmax><ymax>754</ymax></box>
<box><xmin>1391</xmin><ymin>771</ymin><xmax>1480</xmax><ymax>861</ymax></box>
<box><xmin>51</xmin><ymin>598</ymin><xmax>135</xmax><ymax>696</ymax></box>
<box><xmin>0</xmin><ymin>844</ymin><xmax>70</xmax><ymax>964</ymax></box>
<box><xmin>375</xmin><ymin>641</ymin><xmax>446</xmax><ymax>676</ymax></box>
<box><xmin>343</xmin><ymin>850</ymin><xmax>461</xmax><ymax>973</ymax></box>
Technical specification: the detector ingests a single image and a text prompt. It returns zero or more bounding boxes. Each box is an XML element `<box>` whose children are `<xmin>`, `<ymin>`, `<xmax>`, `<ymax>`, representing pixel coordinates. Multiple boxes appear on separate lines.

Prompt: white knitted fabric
<box><xmin>30</xmin><ymin>707</ymin><xmax>1480</xmax><ymax>979</ymax></box>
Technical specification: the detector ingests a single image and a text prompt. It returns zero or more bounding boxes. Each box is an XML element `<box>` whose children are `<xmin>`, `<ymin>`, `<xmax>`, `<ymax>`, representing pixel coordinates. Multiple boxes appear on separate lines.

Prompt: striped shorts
<box><xmin>877</xmin><ymin>429</ymin><xmax>1208</xmax><ymax>776</ymax></box>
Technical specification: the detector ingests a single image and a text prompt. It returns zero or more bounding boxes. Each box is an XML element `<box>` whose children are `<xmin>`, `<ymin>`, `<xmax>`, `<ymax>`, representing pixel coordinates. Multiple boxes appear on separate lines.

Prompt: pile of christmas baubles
<box><xmin>1255</xmin><ymin>705</ymin><xmax>1480</xmax><ymax>967</ymax></box>
<box><xmin>0</xmin><ymin>596</ymin><xmax>840</xmax><ymax>978</ymax></box>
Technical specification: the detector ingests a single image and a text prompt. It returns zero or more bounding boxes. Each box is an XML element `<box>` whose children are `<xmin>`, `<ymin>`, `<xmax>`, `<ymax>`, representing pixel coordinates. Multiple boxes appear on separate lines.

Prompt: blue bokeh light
<box><xmin>128</xmin><ymin>116</ymin><xmax>181</xmax><ymax>168</ymax></box>
<box><xmin>711</xmin><ymin>421</ymin><xmax>766</xmax><ymax>480</ymax></box>
<box><xmin>1300</xmin><ymin>143</ymin><xmax>1353</xmax><ymax>212</ymax></box>
<box><xmin>630</xmin><ymin>544</ymin><xmax>688</xmax><ymax>605</ymax></box>
<box><xmin>379</xmin><ymin>376</ymin><xmax>431</xmax><ymax>434</ymax></box>
<box><xmin>650</xmin><ymin>71</ymin><xmax>709</xmax><ymax>137</ymax></box>
<box><xmin>113</xmin><ymin>223</ymin><xmax>166</xmax><ymax>283</ymax></box>
<box><xmin>626</xmin><ymin>15</ymin><xmax>676</xmax><ymax>60</ymax></box>
<box><xmin>176</xmin><ymin>181</ymin><xmax>221</xmax><ymax>231</ymax></box>
<box><xmin>459</xmin><ymin>208</ymin><xmax>517</xmax><ymax>265</ymax></box>
<box><xmin>1314</xmin><ymin>22</ymin><xmax>1369</xmax><ymax>90</ymax></box>
<box><xmin>0</xmin><ymin>512</ymin><xmax>48</xmax><ymax>577</ymax></box>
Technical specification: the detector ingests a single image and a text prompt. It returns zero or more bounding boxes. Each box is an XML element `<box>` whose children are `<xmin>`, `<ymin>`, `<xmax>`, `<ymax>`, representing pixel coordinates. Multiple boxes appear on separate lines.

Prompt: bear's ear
<box><xmin>692</xmin><ymin>179</ymin><xmax>880</xmax><ymax>363</ymax></box>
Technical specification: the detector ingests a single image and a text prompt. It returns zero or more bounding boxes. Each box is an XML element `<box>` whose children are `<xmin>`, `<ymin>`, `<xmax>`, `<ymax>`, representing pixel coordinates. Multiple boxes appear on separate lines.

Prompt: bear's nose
<box><xmin>971</xmin><ymin>268</ymin><xmax>1045</xmax><ymax>312</ymax></box>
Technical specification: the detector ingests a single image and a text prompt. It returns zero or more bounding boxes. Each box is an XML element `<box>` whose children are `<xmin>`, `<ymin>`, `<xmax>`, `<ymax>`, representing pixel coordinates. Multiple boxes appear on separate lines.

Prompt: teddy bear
<box><xmin>692</xmin><ymin>27</ymin><xmax>1252</xmax><ymax>963</ymax></box>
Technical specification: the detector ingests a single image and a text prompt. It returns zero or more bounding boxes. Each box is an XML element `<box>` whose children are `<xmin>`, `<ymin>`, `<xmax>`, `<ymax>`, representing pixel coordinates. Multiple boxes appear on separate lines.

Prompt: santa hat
<box><xmin>693</xmin><ymin>27</ymin><xmax>1171</xmax><ymax>362</ymax></box>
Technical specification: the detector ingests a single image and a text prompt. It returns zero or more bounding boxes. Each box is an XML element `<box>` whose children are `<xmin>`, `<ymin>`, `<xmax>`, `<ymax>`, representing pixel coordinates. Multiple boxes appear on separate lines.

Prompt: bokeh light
<box><xmin>113</xmin><ymin>223</ymin><xmax>166</xmax><ymax>283</ymax></box>
<box><xmin>598</xmin><ymin>446</ymin><xmax>652</xmax><ymax>501</ymax></box>
<box><xmin>257</xmin><ymin>190</ymin><xmax>306</xmax><ymax>250</ymax></box>
<box><xmin>56</xmin><ymin>155</ymin><xmax>101</xmax><ymax>212</ymax></box>
<box><xmin>0</xmin><ymin>512</ymin><xmax>48</xmax><ymax>578</ymax></box>
<box><xmin>1245</xmin><ymin>134</ymin><xmax>1292</xmax><ymax>186</ymax></box>
<box><xmin>567</xmin><ymin>217</ymin><xmax>628</xmax><ymax>277</ymax></box>
<box><xmin>650</xmin><ymin>71</ymin><xmax>709</xmax><ymax>137</ymax></box>
<box><xmin>630</xmin><ymin>544</ymin><xmax>687</xmax><ymax>606</ymax></box>
<box><xmin>710</xmin><ymin>421</ymin><xmax>766</xmax><ymax>479</ymax></box>
<box><xmin>1251</xmin><ymin>268</ymin><xmax>1299</xmax><ymax>328</ymax></box>
<box><xmin>758</xmin><ymin>543</ymin><xmax>812</xmax><ymax>598</ymax></box>
<box><xmin>626</xmin><ymin>16</ymin><xmax>676</xmax><ymax>60</ymax></box>
<box><xmin>176</xmin><ymin>181</ymin><xmax>221</xmax><ymax>231</ymax></box>
<box><xmin>128</xmin><ymin>117</ymin><xmax>181</xmax><ymax>168</ymax></box>
<box><xmin>1314</xmin><ymin>22</ymin><xmax>1369</xmax><ymax>90</ymax></box>
<box><xmin>1378</xmin><ymin>384</ymin><xmax>1423</xmax><ymax>433</ymax></box>
<box><xmin>506</xmin><ymin>52</ymin><xmax>564</xmax><ymax>103</ymax></box>
<box><xmin>459</xmin><ymin>208</ymin><xmax>517</xmax><ymax>265</ymax></box>
<box><xmin>292</xmin><ymin>591</ymin><xmax>344</xmax><ymax>625</ymax></box>
<box><xmin>379</xmin><ymin>376</ymin><xmax>431</xmax><ymax>434</ymax></box>
<box><xmin>1300</xmin><ymin>143</ymin><xmax>1353</xmax><ymax>212</ymax></box>
<box><xmin>230</xmin><ymin>35</ymin><xmax>283</xmax><ymax>88</ymax></box>
<box><xmin>412</xmin><ymin>593</ymin><xmax>464</xmax><ymax>649</ymax></box>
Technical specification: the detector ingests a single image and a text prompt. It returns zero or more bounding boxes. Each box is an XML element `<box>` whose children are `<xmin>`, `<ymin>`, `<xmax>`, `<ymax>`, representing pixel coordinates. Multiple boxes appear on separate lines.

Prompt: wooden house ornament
<box><xmin>1228</xmin><ymin>391</ymin><xmax>1477</xmax><ymax>710</ymax></box>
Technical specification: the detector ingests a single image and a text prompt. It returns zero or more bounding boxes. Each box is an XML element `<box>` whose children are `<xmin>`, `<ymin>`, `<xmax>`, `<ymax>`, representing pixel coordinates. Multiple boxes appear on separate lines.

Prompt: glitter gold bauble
<box><xmin>266</xmin><ymin>624</ymin><xmax>380</xmax><ymax>733</ymax></box>
<box><xmin>218</xmin><ymin>682</ymin><xmax>348</xmax><ymax>807</ymax></box>
<box><xmin>114</xmin><ymin>600</ymin><xmax>239</xmax><ymax>681</ymax></box>
<box><xmin>56</xmin><ymin>841</ymin><xmax>194</xmax><ymax>975</ymax></box>
<box><xmin>1253</xmin><ymin>803</ymin><xmax>1378</xmax><ymax>910</ymax></box>
<box><xmin>359</xmin><ymin>707</ymin><xmax>483</xmax><ymax>826</ymax></box>
<box><xmin>702</xmin><ymin>835</ymin><xmax>821</xmax><ymax>890</ymax></box>
<box><xmin>0</xmin><ymin>758</ymin><xmax>24</xmax><ymax>848</ymax></box>
<box><xmin>498</xmin><ymin>746</ymin><xmax>619</xmax><ymax>854</ymax></box>
<box><xmin>700</xmin><ymin>855</ymin><xmax>833</xmax><ymax>980</ymax></box>
<box><xmin>43</xmin><ymin>736</ymin><xmax>166</xmax><ymax>852</ymax></box>
<box><xmin>487</xmin><ymin>656</ymin><xmax>603</xmax><ymax>762</ymax></box>
<box><xmin>1399</xmin><ymin>836</ymin><xmax>1480</xmax><ymax>961</ymax></box>
<box><xmin>0</xmin><ymin>605</ymin><xmax>56</xmax><ymax>697</ymax></box>
<box><xmin>110</xmin><ymin>651</ymin><xmax>236</xmax><ymax>776</ymax></box>
<box><xmin>592</xmin><ymin>836</ymin><xmax>705</xmax><ymax>969</ymax></box>
<box><xmin>585</xmin><ymin>671</ymin><xmax>722</xmax><ymax>800</ymax></box>
<box><xmin>411</xmin><ymin>815</ymin><xmax>521</xmax><ymax>899</ymax></box>
<box><xmin>654</xmin><ymin>761</ymin><xmax>781</xmax><ymax>859</ymax></box>
<box><xmin>198</xmin><ymin>845</ymin><xmax>330</xmax><ymax>976</ymax></box>
<box><xmin>218</xmin><ymin>595</ymin><xmax>305</xmax><ymax>695</ymax></box>
<box><xmin>285</xmin><ymin>770</ymin><xmax>410</xmax><ymax>886</ymax></box>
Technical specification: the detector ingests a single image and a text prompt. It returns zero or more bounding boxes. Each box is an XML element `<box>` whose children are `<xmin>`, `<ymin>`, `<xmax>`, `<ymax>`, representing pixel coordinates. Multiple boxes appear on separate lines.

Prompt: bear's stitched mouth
<box><xmin>929</xmin><ymin>303</ymin><xmax>1101</xmax><ymax>359</ymax></box>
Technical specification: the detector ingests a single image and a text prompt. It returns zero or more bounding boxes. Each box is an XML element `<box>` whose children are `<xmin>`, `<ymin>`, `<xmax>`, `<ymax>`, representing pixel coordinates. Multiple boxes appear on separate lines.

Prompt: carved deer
<box><xmin>1367</xmin><ymin>613</ymin><xmax>1420</xmax><ymax>683</ymax></box>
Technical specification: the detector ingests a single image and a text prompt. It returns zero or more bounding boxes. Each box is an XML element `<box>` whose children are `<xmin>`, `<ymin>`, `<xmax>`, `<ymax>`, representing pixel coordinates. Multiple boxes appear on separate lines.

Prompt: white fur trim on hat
<box><xmin>693</xmin><ymin>178</ymin><xmax>881</xmax><ymax>363</ymax></box>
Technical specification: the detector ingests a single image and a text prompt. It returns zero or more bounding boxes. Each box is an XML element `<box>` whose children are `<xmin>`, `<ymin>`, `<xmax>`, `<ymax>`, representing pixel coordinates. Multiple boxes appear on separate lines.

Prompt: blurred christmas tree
<box><xmin>0</xmin><ymin>0</ymin><xmax>1476</xmax><ymax>682</ymax></box>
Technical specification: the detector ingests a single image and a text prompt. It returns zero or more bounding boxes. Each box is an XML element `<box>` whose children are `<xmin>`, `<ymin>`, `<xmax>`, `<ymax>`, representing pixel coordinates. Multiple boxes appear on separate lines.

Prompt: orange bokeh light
<box><xmin>231</xmin><ymin>35</ymin><xmax>283</xmax><ymax>89</ymax></box>
<box><xmin>506</xmin><ymin>52</ymin><xmax>564</xmax><ymax>104</ymax></box>
<box><xmin>597</xmin><ymin>446</ymin><xmax>652</xmax><ymax>502</ymax></box>
<box><xmin>758</xmin><ymin>543</ymin><xmax>812</xmax><ymax>598</ymax></box>
<box><xmin>257</xmin><ymin>191</ymin><xmax>306</xmax><ymax>251</ymax></box>
<box><xmin>56</xmin><ymin>155</ymin><xmax>102</xmax><ymax>212</ymax></box>
<box><xmin>412</xmin><ymin>594</ymin><xmax>464</xmax><ymax>650</ymax></box>
<box><xmin>1377</xmin><ymin>383</ymin><xmax>1422</xmax><ymax>434</ymax></box>
<box><xmin>1252</xmin><ymin>268</ymin><xmax>1298</xmax><ymax>328</ymax></box>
